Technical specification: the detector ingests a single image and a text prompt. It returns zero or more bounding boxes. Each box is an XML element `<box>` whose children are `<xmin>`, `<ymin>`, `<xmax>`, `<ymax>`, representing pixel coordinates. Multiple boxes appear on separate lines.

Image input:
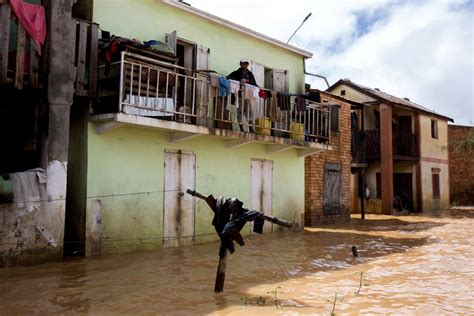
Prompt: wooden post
<box><xmin>360</xmin><ymin>169</ymin><xmax>365</xmax><ymax>220</ymax></box>
<box><xmin>15</xmin><ymin>22</ymin><xmax>26</xmax><ymax>89</ymax></box>
<box><xmin>214</xmin><ymin>248</ymin><xmax>227</xmax><ymax>293</ymax></box>
<box><xmin>0</xmin><ymin>1</ymin><xmax>10</xmax><ymax>83</ymax></box>
<box><xmin>380</xmin><ymin>104</ymin><xmax>393</xmax><ymax>214</ymax></box>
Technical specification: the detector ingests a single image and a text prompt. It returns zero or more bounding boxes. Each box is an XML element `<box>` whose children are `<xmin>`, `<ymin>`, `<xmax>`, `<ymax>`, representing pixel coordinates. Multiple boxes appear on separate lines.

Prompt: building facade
<box><xmin>448</xmin><ymin>125</ymin><xmax>474</xmax><ymax>206</ymax></box>
<box><xmin>304</xmin><ymin>91</ymin><xmax>355</xmax><ymax>225</ymax></box>
<box><xmin>328</xmin><ymin>79</ymin><xmax>452</xmax><ymax>214</ymax></box>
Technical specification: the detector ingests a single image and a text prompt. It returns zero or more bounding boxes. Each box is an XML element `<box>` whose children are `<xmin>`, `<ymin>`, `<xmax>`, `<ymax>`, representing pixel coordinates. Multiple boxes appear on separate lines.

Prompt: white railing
<box><xmin>117</xmin><ymin>51</ymin><xmax>331</xmax><ymax>142</ymax></box>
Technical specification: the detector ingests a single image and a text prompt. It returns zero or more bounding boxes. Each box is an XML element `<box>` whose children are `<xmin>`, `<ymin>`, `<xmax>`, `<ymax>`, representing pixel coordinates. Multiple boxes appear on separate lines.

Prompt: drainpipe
<box><xmin>305</xmin><ymin>71</ymin><xmax>330</xmax><ymax>89</ymax></box>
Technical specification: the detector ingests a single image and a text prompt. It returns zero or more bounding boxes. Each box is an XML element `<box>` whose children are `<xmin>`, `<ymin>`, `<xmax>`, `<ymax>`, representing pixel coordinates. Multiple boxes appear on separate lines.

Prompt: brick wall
<box><xmin>304</xmin><ymin>92</ymin><xmax>352</xmax><ymax>225</ymax></box>
<box><xmin>448</xmin><ymin>125</ymin><xmax>474</xmax><ymax>206</ymax></box>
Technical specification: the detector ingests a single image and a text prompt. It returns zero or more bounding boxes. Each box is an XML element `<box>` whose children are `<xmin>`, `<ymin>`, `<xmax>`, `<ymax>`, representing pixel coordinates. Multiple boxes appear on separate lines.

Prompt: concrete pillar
<box><xmin>380</xmin><ymin>104</ymin><xmax>393</xmax><ymax>214</ymax></box>
<box><xmin>414</xmin><ymin>112</ymin><xmax>423</xmax><ymax>212</ymax></box>
<box><xmin>42</xmin><ymin>0</ymin><xmax>75</xmax><ymax>258</ymax></box>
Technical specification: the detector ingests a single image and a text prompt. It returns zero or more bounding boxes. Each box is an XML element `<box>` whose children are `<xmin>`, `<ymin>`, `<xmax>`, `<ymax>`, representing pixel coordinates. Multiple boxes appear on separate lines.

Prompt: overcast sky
<box><xmin>191</xmin><ymin>0</ymin><xmax>474</xmax><ymax>126</ymax></box>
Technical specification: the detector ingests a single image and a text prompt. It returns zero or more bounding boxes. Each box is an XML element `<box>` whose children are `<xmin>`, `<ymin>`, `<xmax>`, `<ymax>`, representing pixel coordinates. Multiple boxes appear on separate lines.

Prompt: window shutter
<box><xmin>249</xmin><ymin>61</ymin><xmax>265</xmax><ymax>87</ymax></box>
<box><xmin>432</xmin><ymin>173</ymin><xmax>440</xmax><ymax>199</ymax></box>
<box><xmin>331</xmin><ymin>105</ymin><xmax>339</xmax><ymax>132</ymax></box>
<box><xmin>271</xmin><ymin>69</ymin><xmax>288</xmax><ymax>92</ymax></box>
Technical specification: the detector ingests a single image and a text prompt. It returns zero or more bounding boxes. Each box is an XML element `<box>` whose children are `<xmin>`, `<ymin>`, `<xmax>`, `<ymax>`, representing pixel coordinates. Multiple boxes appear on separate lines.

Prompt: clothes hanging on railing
<box><xmin>244</xmin><ymin>84</ymin><xmax>259</xmax><ymax>123</ymax></box>
<box><xmin>218</xmin><ymin>77</ymin><xmax>230</xmax><ymax>97</ymax></box>
<box><xmin>9</xmin><ymin>0</ymin><xmax>46</xmax><ymax>54</ymax></box>
<box><xmin>277</xmin><ymin>92</ymin><xmax>291</xmax><ymax>111</ymax></box>
<box><xmin>296</xmin><ymin>96</ymin><xmax>307</xmax><ymax>112</ymax></box>
<box><xmin>229</xmin><ymin>80</ymin><xmax>240</xmax><ymax>109</ymax></box>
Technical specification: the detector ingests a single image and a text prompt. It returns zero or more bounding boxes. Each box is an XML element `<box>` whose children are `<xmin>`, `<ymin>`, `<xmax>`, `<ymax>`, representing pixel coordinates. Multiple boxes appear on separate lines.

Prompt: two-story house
<box><xmin>328</xmin><ymin>79</ymin><xmax>453</xmax><ymax>214</ymax></box>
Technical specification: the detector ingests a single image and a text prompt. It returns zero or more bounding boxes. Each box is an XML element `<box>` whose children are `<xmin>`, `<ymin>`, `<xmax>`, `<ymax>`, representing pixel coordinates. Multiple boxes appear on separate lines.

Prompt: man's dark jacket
<box><xmin>227</xmin><ymin>68</ymin><xmax>258</xmax><ymax>86</ymax></box>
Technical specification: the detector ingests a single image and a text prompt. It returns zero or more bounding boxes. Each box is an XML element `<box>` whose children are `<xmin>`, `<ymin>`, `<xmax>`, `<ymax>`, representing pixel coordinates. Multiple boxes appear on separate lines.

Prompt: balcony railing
<box><xmin>0</xmin><ymin>1</ymin><xmax>98</xmax><ymax>94</ymax></box>
<box><xmin>366</xmin><ymin>129</ymin><xmax>418</xmax><ymax>160</ymax></box>
<box><xmin>110</xmin><ymin>52</ymin><xmax>331</xmax><ymax>143</ymax></box>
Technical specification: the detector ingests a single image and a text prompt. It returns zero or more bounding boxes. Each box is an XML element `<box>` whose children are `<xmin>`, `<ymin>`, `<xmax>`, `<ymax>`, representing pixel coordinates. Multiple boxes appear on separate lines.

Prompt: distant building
<box><xmin>327</xmin><ymin>79</ymin><xmax>453</xmax><ymax>214</ymax></box>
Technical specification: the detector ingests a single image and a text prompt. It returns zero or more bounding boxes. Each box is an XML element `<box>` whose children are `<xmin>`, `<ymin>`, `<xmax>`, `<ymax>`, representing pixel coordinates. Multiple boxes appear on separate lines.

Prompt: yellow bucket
<box><xmin>255</xmin><ymin>117</ymin><xmax>271</xmax><ymax>136</ymax></box>
<box><xmin>290</xmin><ymin>123</ymin><xmax>305</xmax><ymax>141</ymax></box>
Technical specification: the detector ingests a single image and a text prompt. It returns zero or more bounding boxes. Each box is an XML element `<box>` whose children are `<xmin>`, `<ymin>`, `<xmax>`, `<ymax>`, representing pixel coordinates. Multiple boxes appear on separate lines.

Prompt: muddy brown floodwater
<box><xmin>1</xmin><ymin>211</ymin><xmax>473</xmax><ymax>315</ymax></box>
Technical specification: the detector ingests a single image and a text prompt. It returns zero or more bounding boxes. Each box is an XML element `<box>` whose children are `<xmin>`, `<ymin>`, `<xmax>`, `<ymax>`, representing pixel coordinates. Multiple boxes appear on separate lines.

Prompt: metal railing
<box><xmin>117</xmin><ymin>52</ymin><xmax>331</xmax><ymax>142</ymax></box>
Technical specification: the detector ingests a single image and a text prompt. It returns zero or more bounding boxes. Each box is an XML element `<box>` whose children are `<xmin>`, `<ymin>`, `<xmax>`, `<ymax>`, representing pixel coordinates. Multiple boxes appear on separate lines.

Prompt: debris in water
<box><xmin>351</xmin><ymin>246</ymin><xmax>358</xmax><ymax>257</ymax></box>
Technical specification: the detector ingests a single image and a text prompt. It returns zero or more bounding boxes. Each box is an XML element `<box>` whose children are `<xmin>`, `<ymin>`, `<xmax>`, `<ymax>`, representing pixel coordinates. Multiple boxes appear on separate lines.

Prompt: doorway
<box><xmin>163</xmin><ymin>150</ymin><xmax>196</xmax><ymax>247</ymax></box>
<box><xmin>250</xmin><ymin>159</ymin><xmax>273</xmax><ymax>233</ymax></box>
<box><xmin>393</xmin><ymin>173</ymin><xmax>413</xmax><ymax>211</ymax></box>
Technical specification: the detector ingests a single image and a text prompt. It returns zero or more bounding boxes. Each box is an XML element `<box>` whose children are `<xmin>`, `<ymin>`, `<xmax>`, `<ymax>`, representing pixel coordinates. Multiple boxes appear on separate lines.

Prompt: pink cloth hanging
<box><xmin>9</xmin><ymin>0</ymin><xmax>46</xmax><ymax>55</ymax></box>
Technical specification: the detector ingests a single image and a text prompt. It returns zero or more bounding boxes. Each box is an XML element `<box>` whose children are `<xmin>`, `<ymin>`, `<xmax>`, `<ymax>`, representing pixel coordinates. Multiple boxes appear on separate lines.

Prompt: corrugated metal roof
<box><xmin>329</xmin><ymin>79</ymin><xmax>453</xmax><ymax>121</ymax></box>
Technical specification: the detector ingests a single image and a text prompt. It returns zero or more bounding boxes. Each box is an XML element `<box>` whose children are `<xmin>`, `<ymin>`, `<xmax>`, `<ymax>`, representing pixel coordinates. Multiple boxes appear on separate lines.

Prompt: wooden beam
<box><xmin>225</xmin><ymin>139</ymin><xmax>254</xmax><ymax>149</ymax></box>
<box><xmin>0</xmin><ymin>2</ymin><xmax>10</xmax><ymax>83</ymax></box>
<box><xmin>88</xmin><ymin>23</ymin><xmax>99</xmax><ymax>97</ymax></box>
<box><xmin>29</xmin><ymin>42</ymin><xmax>39</xmax><ymax>87</ymax></box>
<box><xmin>95</xmin><ymin>121</ymin><xmax>123</xmax><ymax>134</ymax></box>
<box><xmin>266</xmin><ymin>144</ymin><xmax>293</xmax><ymax>154</ymax></box>
<box><xmin>75</xmin><ymin>21</ymin><xmax>87</xmax><ymax>96</ymax></box>
<box><xmin>169</xmin><ymin>131</ymin><xmax>201</xmax><ymax>143</ymax></box>
<box><xmin>15</xmin><ymin>22</ymin><xmax>25</xmax><ymax>89</ymax></box>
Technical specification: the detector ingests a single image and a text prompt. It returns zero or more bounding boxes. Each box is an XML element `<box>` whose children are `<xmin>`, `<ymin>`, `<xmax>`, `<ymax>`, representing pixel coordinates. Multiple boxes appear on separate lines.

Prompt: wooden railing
<box><xmin>351</xmin><ymin>130</ymin><xmax>367</xmax><ymax>163</ymax></box>
<box><xmin>0</xmin><ymin>0</ymin><xmax>40</xmax><ymax>88</ymax></box>
<box><xmin>110</xmin><ymin>52</ymin><xmax>331</xmax><ymax>143</ymax></box>
<box><xmin>366</xmin><ymin>129</ymin><xmax>418</xmax><ymax>159</ymax></box>
<box><xmin>0</xmin><ymin>1</ymin><xmax>98</xmax><ymax>95</ymax></box>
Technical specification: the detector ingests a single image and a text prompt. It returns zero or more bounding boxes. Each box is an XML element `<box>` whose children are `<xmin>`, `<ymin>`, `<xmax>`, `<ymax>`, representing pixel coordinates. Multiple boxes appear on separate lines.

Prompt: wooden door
<box><xmin>398</xmin><ymin>116</ymin><xmax>412</xmax><ymax>133</ymax></box>
<box><xmin>272</xmin><ymin>69</ymin><xmax>288</xmax><ymax>92</ymax></box>
<box><xmin>163</xmin><ymin>150</ymin><xmax>196</xmax><ymax>247</ymax></box>
<box><xmin>250</xmin><ymin>61</ymin><xmax>265</xmax><ymax>87</ymax></box>
<box><xmin>323</xmin><ymin>162</ymin><xmax>343</xmax><ymax>215</ymax></box>
<box><xmin>251</xmin><ymin>159</ymin><xmax>273</xmax><ymax>233</ymax></box>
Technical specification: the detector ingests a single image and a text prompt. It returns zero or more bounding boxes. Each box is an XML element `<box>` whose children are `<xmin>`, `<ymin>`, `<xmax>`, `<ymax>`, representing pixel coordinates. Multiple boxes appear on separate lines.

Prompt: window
<box><xmin>376</xmin><ymin>172</ymin><xmax>381</xmax><ymax>199</ymax></box>
<box><xmin>340</xmin><ymin>89</ymin><xmax>346</xmax><ymax>96</ymax></box>
<box><xmin>431</xmin><ymin>119</ymin><xmax>438</xmax><ymax>139</ymax></box>
<box><xmin>331</xmin><ymin>105</ymin><xmax>339</xmax><ymax>132</ymax></box>
<box><xmin>432</xmin><ymin>168</ymin><xmax>440</xmax><ymax>199</ymax></box>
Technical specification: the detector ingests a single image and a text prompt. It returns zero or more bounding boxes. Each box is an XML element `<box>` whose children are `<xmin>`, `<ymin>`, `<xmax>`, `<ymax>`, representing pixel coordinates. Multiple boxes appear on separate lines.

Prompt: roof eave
<box><xmin>162</xmin><ymin>0</ymin><xmax>313</xmax><ymax>58</ymax></box>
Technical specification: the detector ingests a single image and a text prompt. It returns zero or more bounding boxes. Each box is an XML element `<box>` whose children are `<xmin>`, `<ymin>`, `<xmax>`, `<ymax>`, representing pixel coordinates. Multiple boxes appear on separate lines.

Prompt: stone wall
<box><xmin>448</xmin><ymin>125</ymin><xmax>474</xmax><ymax>206</ymax></box>
<box><xmin>305</xmin><ymin>92</ymin><xmax>352</xmax><ymax>225</ymax></box>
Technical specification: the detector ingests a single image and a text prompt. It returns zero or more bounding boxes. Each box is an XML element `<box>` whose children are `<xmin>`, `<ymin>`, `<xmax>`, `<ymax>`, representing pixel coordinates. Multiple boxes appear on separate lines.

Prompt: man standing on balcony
<box><xmin>227</xmin><ymin>59</ymin><xmax>258</xmax><ymax>86</ymax></box>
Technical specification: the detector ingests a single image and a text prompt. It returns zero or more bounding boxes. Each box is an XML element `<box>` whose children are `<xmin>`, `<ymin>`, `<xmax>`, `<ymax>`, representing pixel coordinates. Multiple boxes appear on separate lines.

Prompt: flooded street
<box><xmin>1</xmin><ymin>211</ymin><xmax>473</xmax><ymax>315</ymax></box>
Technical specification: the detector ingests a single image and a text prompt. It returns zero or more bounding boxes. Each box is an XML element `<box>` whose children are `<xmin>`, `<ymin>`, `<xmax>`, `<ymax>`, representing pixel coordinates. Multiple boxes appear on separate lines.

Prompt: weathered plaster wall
<box><xmin>92</xmin><ymin>0</ymin><xmax>306</xmax><ymax>93</ymax></box>
<box><xmin>419</xmin><ymin>115</ymin><xmax>450</xmax><ymax>210</ymax></box>
<box><xmin>448</xmin><ymin>125</ymin><xmax>474</xmax><ymax>206</ymax></box>
<box><xmin>85</xmin><ymin>124</ymin><xmax>305</xmax><ymax>255</ymax></box>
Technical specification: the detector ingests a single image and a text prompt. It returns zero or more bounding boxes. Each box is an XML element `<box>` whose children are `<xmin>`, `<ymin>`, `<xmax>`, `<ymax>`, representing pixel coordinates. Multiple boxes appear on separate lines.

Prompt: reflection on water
<box><xmin>1</xmin><ymin>211</ymin><xmax>473</xmax><ymax>314</ymax></box>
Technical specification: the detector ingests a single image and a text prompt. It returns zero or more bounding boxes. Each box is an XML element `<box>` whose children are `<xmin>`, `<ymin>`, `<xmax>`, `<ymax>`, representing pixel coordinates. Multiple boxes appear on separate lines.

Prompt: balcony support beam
<box><xmin>95</xmin><ymin>121</ymin><xmax>123</xmax><ymax>134</ymax></box>
<box><xmin>297</xmin><ymin>148</ymin><xmax>323</xmax><ymax>158</ymax></box>
<box><xmin>225</xmin><ymin>139</ymin><xmax>254</xmax><ymax>149</ymax></box>
<box><xmin>267</xmin><ymin>144</ymin><xmax>294</xmax><ymax>154</ymax></box>
<box><xmin>169</xmin><ymin>131</ymin><xmax>201</xmax><ymax>143</ymax></box>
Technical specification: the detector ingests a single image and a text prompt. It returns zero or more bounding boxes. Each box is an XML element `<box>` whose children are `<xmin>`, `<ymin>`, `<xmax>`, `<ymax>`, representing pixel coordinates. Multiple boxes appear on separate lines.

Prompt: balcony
<box><xmin>91</xmin><ymin>52</ymin><xmax>332</xmax><ymax>157</ymax></box>
<box><xmin>351</xmin><ymin>130</ymin><xmax>367</xmax><ymax>166</ymax></box>
<box><xmin>0</xmin><ymin>1</ymin><xmax>98</xmax><ymax>94</ymax></box>
<box><xmin>366</xmin><ymin>129</ymin><xmax>418</xmax><ymax>161</ymax></box>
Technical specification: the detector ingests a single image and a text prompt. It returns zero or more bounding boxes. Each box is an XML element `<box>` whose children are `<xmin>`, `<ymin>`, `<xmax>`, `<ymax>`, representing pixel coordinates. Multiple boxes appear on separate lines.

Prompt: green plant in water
<box><xmin>357</xmin><ymin>272</ymin><xmax>364</xmax><ymax>295</ymax></box>
<box><xmin>240</xmin><ymin>296</ymin><xmax>248</xmax><ymax>308</ymax></box>
<box><xmin>327</xmin><ymin>292</ymin><xmax>343</xmax><ymax>316</ymax></box>
<box><xmin>267</xmin><ymin>286</ymin><xmax>282</xmax><ymax>309</ymax></box>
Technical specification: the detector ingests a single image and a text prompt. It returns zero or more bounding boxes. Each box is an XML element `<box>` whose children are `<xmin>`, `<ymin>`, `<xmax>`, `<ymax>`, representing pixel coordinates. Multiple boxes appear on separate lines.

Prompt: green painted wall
<box><xmin>85</xmin><ymin>124</ymin><xmax>304</xmax><ymax>255</ymax></box>
<box><xmin>93</xmin><ymin>0</ymin><xmax>306</xmax><ymax>93</ymax></box>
